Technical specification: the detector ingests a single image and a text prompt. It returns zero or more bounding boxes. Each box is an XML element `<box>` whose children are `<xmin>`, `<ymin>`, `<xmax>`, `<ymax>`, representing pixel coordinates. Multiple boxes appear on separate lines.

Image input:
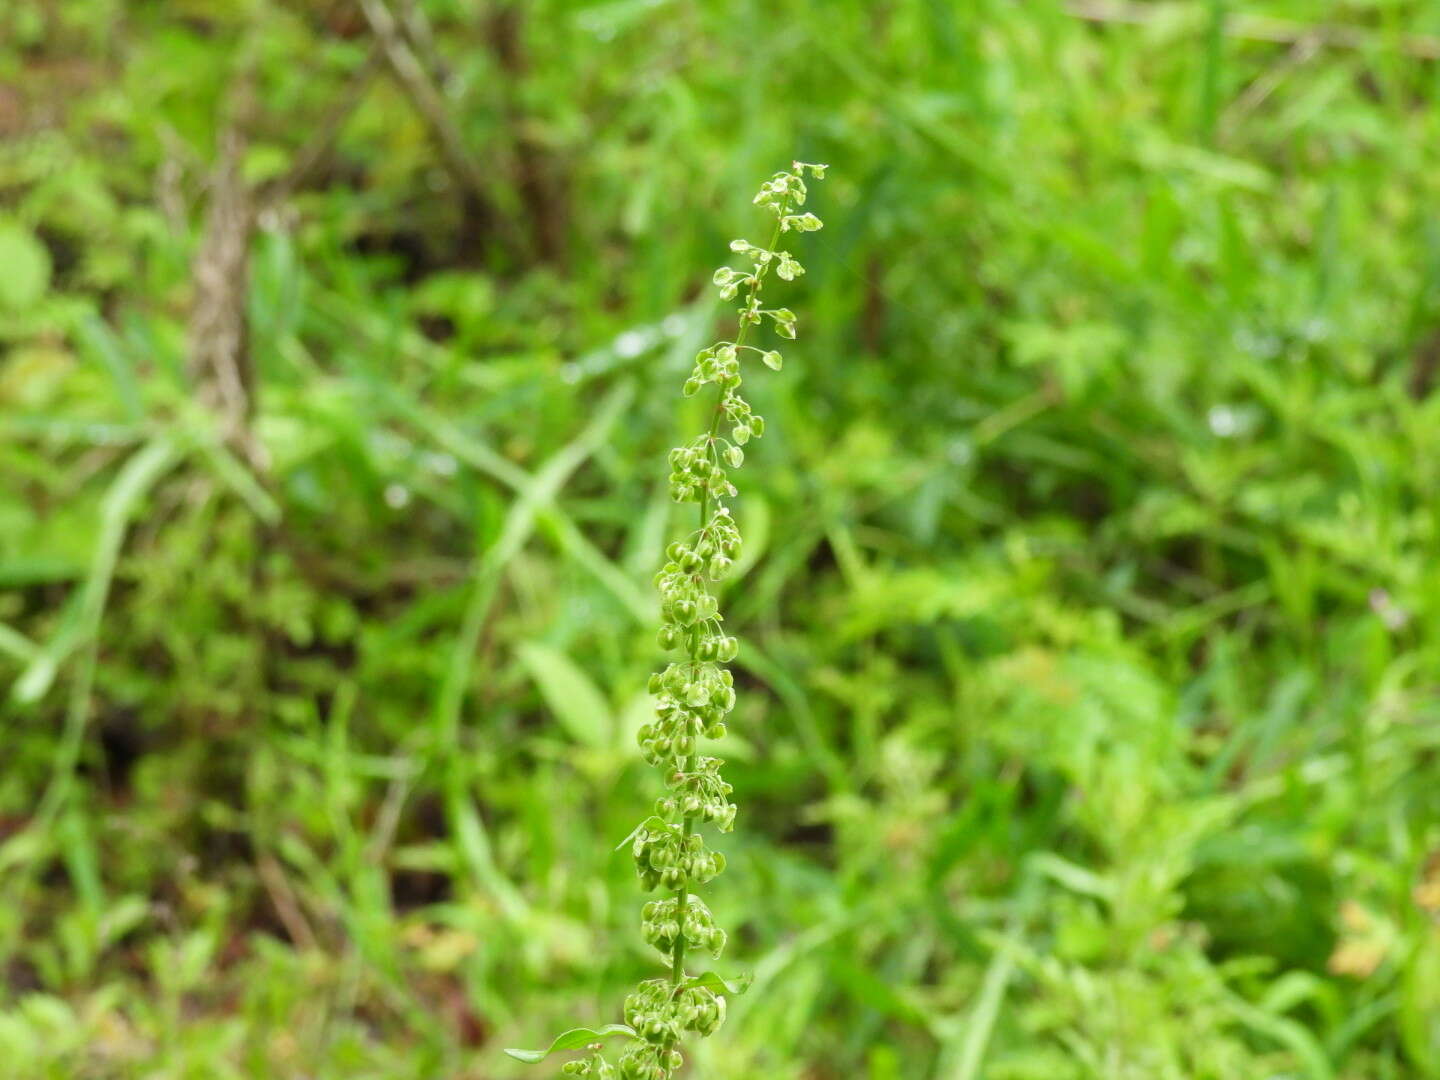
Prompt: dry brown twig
<box><xmin>355</xmin><ymin>0</ymin><xmax>520</xmax><ymax>250</ymax></box>
<box><xmin>188</xmin><ymin>96</ymin><xmax>261</xmax><ymax>467</ymax></box>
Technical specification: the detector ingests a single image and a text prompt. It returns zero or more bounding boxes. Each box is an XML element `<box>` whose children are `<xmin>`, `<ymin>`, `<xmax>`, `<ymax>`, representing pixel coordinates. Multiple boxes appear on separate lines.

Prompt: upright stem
<box><xmin>667</xmin><ymin>205</ymin><xmax>790</xmax><ymax>991</ymax></box>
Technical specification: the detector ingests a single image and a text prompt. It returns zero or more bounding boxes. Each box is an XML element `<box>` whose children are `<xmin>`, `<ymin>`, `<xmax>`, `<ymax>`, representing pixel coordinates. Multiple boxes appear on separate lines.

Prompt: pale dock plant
<box><xmin>505</xmin><ymin>161</ymin><xmax>828</xmax><ymax>1079</ymax></box>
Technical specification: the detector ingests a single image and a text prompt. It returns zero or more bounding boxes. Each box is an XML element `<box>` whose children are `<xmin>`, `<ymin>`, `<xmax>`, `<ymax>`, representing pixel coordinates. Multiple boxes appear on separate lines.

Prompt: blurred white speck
<box><xmin>384</xmin><ymin>484</ymin><xmax>411</xmax><ymax>509</ymax></box>
<box><xmin>947</xmin><ymin>437</ymin><xmax>973</xmax><ymax>466</ymax></box>
<box><xmin>615</xmin><ymin>329</ymin><xmax>650</xmax><ymax>358</ymax></box>
<box><xmin>662</xmin><ymin>313</ymin><xmax>687</xmax><ymax>337</ymax></box>
<box><xmin>560</xmin><ymin>362</ymin><xmax>581</xmax><ymax>384</ymax></box>
<box><xmin>1369</xmin><ymin>588</ymin><xmax>1409</xmax><ymax>631</ymax></box>
<box><xmin>425</xmin><ymin>452</ymin><xmax>458</xmax><ymax>477</ymax></box>
<box><xmin>1208</xmin><ymin>405</ymin><xmax>1240</xmax><ymax>438</ymax></box>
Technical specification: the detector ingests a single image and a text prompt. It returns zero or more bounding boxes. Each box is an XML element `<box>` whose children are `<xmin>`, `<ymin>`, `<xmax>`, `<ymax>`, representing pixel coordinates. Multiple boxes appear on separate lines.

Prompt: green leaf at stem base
<box><xmin>503</xmin><ymin>1024</ymin><xmax>637</xmax><ymax>1064</ymax></box>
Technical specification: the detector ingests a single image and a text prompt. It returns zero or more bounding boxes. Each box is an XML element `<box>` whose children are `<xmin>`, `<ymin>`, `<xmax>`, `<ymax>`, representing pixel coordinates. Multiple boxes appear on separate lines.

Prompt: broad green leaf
<box><xmin>503</xmin><ymin>1024</ymin><xmax>636</xmax><ymax>1063</ymax></box>
<box><xmin>516</xmin><ymin>641</ymin><xmax>613</xmax><ymax>749</ymax></box>
<box><xmin>0</xmin><ymin>220</ymin><xmax>51</xmax><ymax>311</ymax></box>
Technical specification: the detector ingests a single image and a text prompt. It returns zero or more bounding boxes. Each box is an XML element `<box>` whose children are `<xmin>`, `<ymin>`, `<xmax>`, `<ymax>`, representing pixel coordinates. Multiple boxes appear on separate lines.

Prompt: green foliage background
<box><xmin>3</xmin><ymin>1</ymin><xmax>1440</xmax><ymax>1077</ymax></box>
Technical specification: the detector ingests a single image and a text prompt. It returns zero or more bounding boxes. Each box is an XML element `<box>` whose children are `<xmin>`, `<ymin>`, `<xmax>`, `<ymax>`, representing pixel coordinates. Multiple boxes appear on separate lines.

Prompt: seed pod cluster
<box><xmin>632</xmin><ymin>823</ymin><xmax>726</xmax><ymax>893</ymax></box>
<box><xmin>617</xmin><ymin>1040</ymin><xmax>681</xmax><ymax>1080</ymax></box>
<box><xmin>665</xmin><ymin>437</ymin><xmax>736</xmax><ymax>504</ymax></box>
<box><xmin>639</xmin><ymin>661</ymin><xmax>736</xmax><ymax>769</ymax></box>
<box><xmin>640</xmin><ymin>896</ymin><xmax>727</xmax><ymax>959</ymax></box>
<box><xmin>560</xmin><ymin>1051</ymin><xmax>615</xmax><ymax>1077</ymax></box>
<box><xmin>622</xmin><ymin>978</ymin><xmax>728</xmax><ymax>1046</ymax></box>
<box><xmin>655</xmin><ymin>756</ymin><xmax>735</xmax><ymax>832</ymax></box>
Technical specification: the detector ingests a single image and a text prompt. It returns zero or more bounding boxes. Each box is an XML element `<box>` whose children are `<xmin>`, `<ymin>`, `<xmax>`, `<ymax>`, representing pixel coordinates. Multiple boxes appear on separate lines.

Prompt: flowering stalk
<box><xmin>504</xmin><ymin>162</ymin><xmax>827</xmax><ymax>1079</ymax></box>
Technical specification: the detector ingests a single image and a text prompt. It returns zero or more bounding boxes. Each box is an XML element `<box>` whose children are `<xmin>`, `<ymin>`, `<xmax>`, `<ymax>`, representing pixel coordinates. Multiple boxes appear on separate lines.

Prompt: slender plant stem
<box><xmin>666</xmin><ymin>204</ymin><xmax>791</xmax><ymax>994</ymax></box>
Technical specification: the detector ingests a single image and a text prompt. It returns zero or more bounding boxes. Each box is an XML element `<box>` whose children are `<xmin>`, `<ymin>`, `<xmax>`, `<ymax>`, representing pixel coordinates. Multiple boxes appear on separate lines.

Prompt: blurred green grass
<box><xmin>3</xmin><ymin>1</ymin><xmax>1440</xmax><ymax>1077</ymax></box>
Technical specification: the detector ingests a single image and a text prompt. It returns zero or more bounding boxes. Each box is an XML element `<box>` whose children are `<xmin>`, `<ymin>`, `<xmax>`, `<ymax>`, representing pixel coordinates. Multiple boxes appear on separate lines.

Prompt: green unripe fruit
<box><xmin>705</xmin><ymin>722</ymin><xmax>726</xmax><ymax>739</ymax></box>
<box><xmin>657</xmin><ymin>625</ymin><xmax>680</xmax><ymax>650</ymax></box>
<box><xmin>682</xmin><ymin>377</ymin><xmax>701</xmax><ymax>396</ymax></box>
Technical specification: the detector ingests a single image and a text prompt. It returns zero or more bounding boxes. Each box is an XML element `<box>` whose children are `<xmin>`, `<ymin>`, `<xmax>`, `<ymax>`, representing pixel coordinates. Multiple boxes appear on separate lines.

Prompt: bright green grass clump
<box><xmin>4</xmin><ymin>3</ymin><xmax>1440</xmax><ymax>1078</ymax></box>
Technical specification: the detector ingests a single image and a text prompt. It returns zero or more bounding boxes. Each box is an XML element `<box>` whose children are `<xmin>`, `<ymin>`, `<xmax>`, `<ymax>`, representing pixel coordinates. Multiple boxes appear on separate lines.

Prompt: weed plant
<box><xmin>505</xmin><ymin>163</ymin><xmax>826</xmax><ymax>1079</ymax></box>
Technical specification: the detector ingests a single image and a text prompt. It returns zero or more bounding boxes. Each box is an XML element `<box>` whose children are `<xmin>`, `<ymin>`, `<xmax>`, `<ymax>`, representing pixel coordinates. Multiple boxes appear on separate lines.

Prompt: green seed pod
<box><xmin>657</xmin><ymin>625</ymin><xmax>680</xmax><ymax>650</ymax></box>
<box><xmin>705</xmin><ymin>721</ymin><xmax>726</xmax><ymax>740</ymax></box>
<box><xmin>682</xmin><ymin>377</ymin><xmax>701</xmax><ymax>397</ymax></box>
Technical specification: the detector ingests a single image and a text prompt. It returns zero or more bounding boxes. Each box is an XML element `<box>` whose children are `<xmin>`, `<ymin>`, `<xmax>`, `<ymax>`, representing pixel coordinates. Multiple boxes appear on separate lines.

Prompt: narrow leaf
<box><xmin>504</xmin><ymin>1024</ymin><xmax>636</xmax><ymax>1064</ymax></box>
<box><xmin>677</xmin><ymin>970</ymin><xmax>753</xmax><ymax>996</ymax></box>
<box><xmin>516</xmin><ymin>641</ymin><xmax>614</xmax><ymax>748</ymax></box>
<box><xmin>614</xmin><ymin>815</ymin><xmax>669</xmax><ymax>852</ymax></box>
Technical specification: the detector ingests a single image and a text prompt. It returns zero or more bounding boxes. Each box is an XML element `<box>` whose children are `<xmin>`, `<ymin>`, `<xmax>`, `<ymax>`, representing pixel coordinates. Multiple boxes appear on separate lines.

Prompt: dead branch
<box><xmin>356</xmin><ymin>0</ymin><xmax>513</xmax><ymax>248</ymax></box>
<box><xmin>188</xmin><ymin>102</ymin><xmax>261</xmax><ymax>467</ymax></box>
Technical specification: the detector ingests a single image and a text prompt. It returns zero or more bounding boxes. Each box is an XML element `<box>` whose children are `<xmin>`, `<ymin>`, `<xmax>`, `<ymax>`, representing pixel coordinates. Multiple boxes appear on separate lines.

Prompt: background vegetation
<box><xmin>3</xmin><ymin>1</ymin><xmax>1440</xmax><ymax>1077</ymax></box>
